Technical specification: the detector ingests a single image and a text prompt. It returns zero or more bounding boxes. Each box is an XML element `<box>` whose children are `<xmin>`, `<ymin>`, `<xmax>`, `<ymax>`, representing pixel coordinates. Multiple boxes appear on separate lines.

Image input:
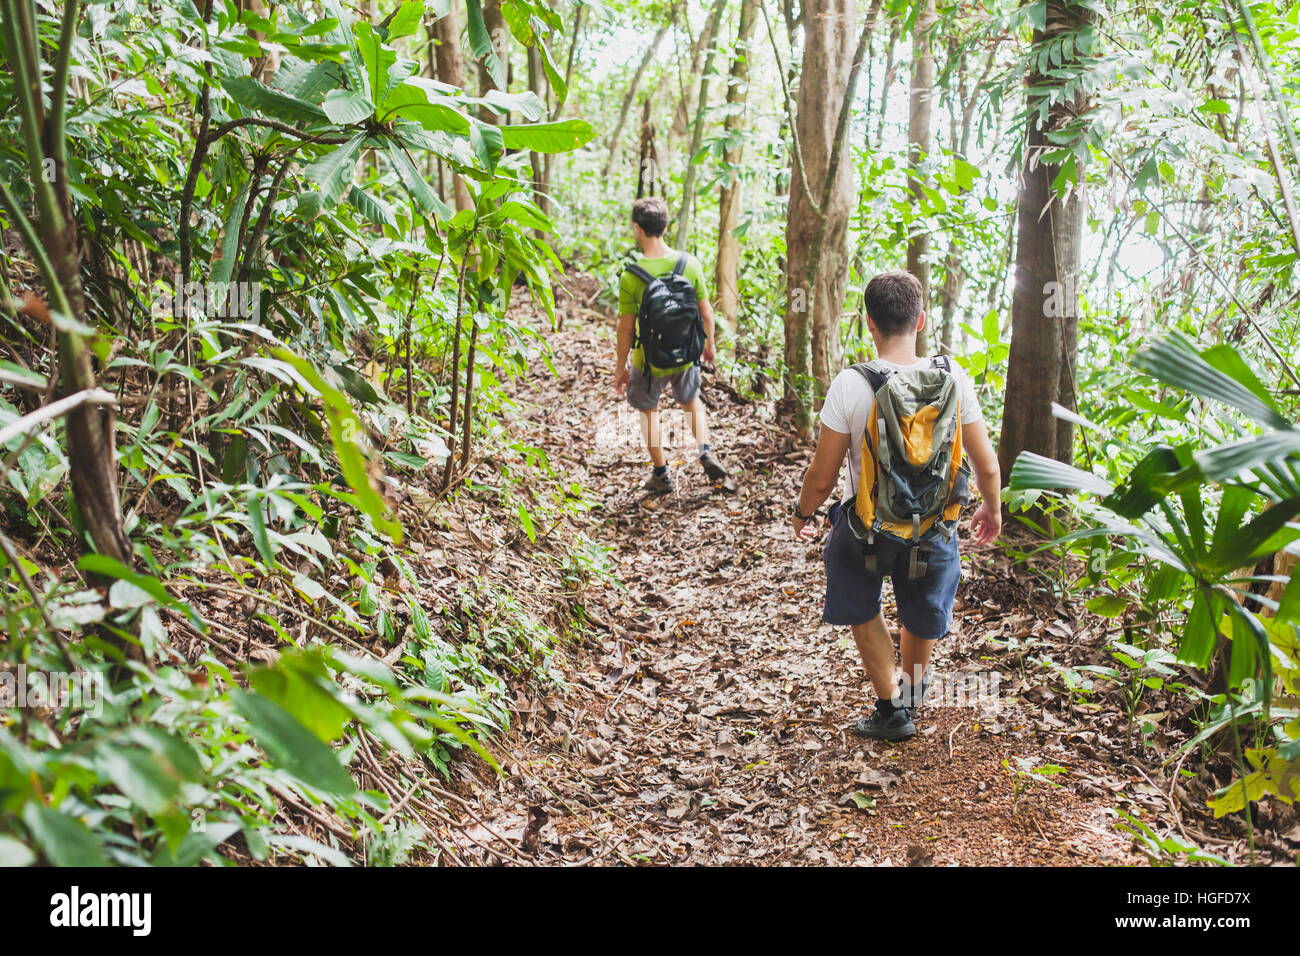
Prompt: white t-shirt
<box><xmin>818</xmin><ymin>358</ymin><xmax>984</xmax><ymax>498</ymax></box>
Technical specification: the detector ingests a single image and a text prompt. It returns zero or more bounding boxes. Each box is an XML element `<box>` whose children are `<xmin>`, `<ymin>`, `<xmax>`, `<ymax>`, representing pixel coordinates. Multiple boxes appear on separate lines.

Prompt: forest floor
<box><xmin>435</xmin><ymin>278</ymin><xmax>1289</xmax><ymax>867</ymax></box>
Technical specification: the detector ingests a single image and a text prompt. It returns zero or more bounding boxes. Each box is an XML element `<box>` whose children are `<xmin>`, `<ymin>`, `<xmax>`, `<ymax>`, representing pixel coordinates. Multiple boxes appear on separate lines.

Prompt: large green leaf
<box><xmin>498</xmin><ymin>119</ymin><xmax>597</xmax><ymax>152</ymax></box>
<box><xmin>221</xmin><ymin>76</ymin><xmax>329</xmax><ymax>125</ymax></box>
<box><xmin>385</xmin><ymin>140</ymin><xmax>454</xmax><ymax>219</ymax></box>
<box><xmin>272</xmin><ymin>349</ymin><xmax>402</xmax><ymax>541</ymax></box>
<box><xmin>322</xmin><ymin>89</ymin><xmax>374</xmax><ymax>125</ymax></box>
<box><xmin>1135</xmin><ymin>332</ymin><xmax>1290</xmax><ymax>429</ymax></box>
<box><xmin>21</xmin><ymin>803</ymin><xmax>108</xmax><ymax>867</ymax></box>
<box><xmin>232</xmin><ymin>690</ymin><xmax>356</xmax><ymax>795</ymax></box>
<box><xmin>379</xmin><ymin>81</ymin><xmax>472</xmax><ymax>133</ymax></box>
<box><xmin>304</xmin><ymin>132</ymin><xmax>366</xmax><ymax>206</ymax></box>
<box><xmin>1007</xmin><ymin>451</ymin><xmax>1115</xmax><ymax>497</ymax></box>
<box><xmin>1196</xmin><ymin>430</ymin><xmax>1300</xmax><ymax>482</ymax></box>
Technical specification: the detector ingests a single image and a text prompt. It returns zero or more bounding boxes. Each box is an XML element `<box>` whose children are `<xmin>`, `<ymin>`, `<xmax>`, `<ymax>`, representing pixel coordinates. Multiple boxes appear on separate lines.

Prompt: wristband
<box><xmin>793</xmin><ymin>503</ymin><xmax>817</xmax><ymax>522</ymax></box>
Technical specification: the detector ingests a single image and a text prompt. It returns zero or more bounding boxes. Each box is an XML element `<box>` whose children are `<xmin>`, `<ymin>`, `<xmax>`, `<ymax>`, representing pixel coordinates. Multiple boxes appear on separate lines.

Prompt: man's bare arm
<box><xmin>793</xmin><ymin>425</ymin><xmax>850</xmax><ymax>538</ymax></box>
<box><xmin>961</xmin><ymin>418</ymin><xmax>1002</xmax><ymax>545</ymax></box>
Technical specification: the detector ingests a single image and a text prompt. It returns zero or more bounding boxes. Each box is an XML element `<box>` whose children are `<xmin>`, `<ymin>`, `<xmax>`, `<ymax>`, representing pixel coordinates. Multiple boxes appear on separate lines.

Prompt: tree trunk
<box><xmin>431</xmin><ymin>5</ymin><xmax>474</xmax><ymax>212</ymax></box>
<box><xmin>906</xmin><ymin>0</ymin><xmax>937</xmax><ymax>324</ymax></box>
<box><xmin>782</xmin><ymin>0</ymin><xmax>861</xmax><ymax>436</ymax></box>
<box><xmin>673</xmin><ymin>0</ymin><xmax>728</xmax><ymax>248</ymax></box>
<box><xmin>541</xmin><ymin>2</ymin><xmax>584</xmax><ymax>215</ymax></box>
<box><xmin>637</xmin><ymin>97</ymin><xmax>661</xmax><ymax>197</ymax></box>
<box><xmin>476</xmin><ymin>0</ymin><xmax>508</xmax><ymax>124</ymax></box>
<box><xmin>714</xmin><ymin>0</ymin><xmax>758</xmax><ymax>338</ymax></box>
<box><xmin>603</xmin><ymin>16</ymin><xmax>674</xmax><ymax>179</ymax></box>
<box><xmin>998</xmin><ymin>0</ymin><xmax>1094</xmax><ymax>478</ymax></box>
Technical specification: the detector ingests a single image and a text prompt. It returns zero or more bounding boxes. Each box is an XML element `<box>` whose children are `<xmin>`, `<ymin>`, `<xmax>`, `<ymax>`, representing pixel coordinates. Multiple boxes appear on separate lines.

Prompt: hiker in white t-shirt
<box><xmin>791</xmin><ymin>271</ymin><xmax>1002</xmax><ymax>741</ymax></box>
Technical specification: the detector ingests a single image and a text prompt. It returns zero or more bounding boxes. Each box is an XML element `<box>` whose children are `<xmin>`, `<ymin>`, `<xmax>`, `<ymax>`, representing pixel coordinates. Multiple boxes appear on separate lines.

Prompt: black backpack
<box><xmin>624</xmin><ymin>253</ymin><xmax>706</xmax><ymax>371</ymax></box>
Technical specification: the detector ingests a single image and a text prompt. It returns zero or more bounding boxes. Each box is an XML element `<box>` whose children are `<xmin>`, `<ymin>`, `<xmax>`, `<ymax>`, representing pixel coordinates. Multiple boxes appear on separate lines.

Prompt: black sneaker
<box><xmin>643</xmin><ymin>472</ymin><xmax>673</xmax><ymax>495</ymax></box>
<box><xmin>699</xmin><ymin>450</ymin><xmax>729</xmax><ymax>482</ymax></box>
<box><xmin>852</xmin><ymin>703</ymin><xmax>917</xmax><ymax>742</ymax></box>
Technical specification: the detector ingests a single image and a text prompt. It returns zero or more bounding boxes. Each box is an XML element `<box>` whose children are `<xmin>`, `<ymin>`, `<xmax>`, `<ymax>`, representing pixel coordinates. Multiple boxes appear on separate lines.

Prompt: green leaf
<box><xmin>222</xmin><ymin>76</ymin><xmax>329</xmax><ymax>125</ymax></box>
<box><xmin>322</xmin><ymin>89</ymin><xmax>375</xmax><ymax>125</ymax></box>
<box><xmin>1008</xmin><ymin>452</ymin><xmax>1115</xmax><ymax>497</ymax></box>
<box><xmin>304</xmin><ymin>133</ymin><xmax>366</xmax><ymax>206</ymax></box>
<box><xmin>1135</xmin><ymin>332</ymin><xmax>1290</xmax><ymax>430</ymax></box>
<box><xmin>21</xmin><ymin>803</ymin><xmax>108</xmax><ymax>866</ymax></box>
<box><xmin>232</xmin><ymin>690</ymin><xmax>356</xmax><ymax>795</ymax></box>
<box><xmin>76</xmin><ymin>555</ymin><xmax>183</xmax><ymax>610</ymax></box>
<box><xmin>0</xmin><ymin>835</ymin><xmax>34</xmax><ymax>866</ymax></box>
<box><xmin>498</xmin><ymin>119</ymin><xmax>597</xmax><ymax>152</ymax></box>
<box><xmin>271</xmin><ymin>349</ymin><xmax>402</xmax><ymax>542</ymax></box>
<box><xmin>96</xmin><ymin>746</ymin><xmax>183</xmax><ymax>815</ymax></box>
<box><xmin>385</xmin><ymin>140</ymin><xmax>453</xmax><ymax>218</ymax></box>
<box><xmin>247</xmin><ymin>493</ymin><xmax>276</xmax><ymax>568</ymax></box>
<box><xmin>470</xmin><ymin>119</ymin><xmax>504</xmax><ymax>171</ymax></box>
<box><xmin>1086</xmin><ymin>594</ymin><xmax>1128</xmax><ymax>617</ymax></box>
<box><xmin>1178</xmin><ymin>588</ymin><xmax>1219</xmax><ymax>668</ymax></box>
<box><xmin>518</xmin><ymin>503</ymin><xmax>536</xmax><ymax>542</ymax></box>
<box><xmin>387</xmin><ymin>0</ymin><xmax>424</xmax><ymax>39</ymax></box>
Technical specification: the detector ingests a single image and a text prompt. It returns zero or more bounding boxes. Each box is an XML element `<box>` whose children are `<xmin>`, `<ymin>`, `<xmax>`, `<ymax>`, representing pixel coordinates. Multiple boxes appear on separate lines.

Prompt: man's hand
<box><xmin>793</xmin><ymin>514</ymin><xmax>818</xmax><ymax>541</ymax></box>
<box><xmin>970</xmin><ymin>500</ymin><xmax>1001</xmax><ymax>546</ymax></box>
<box><xmin>702</xmin><ymin>337</ymin><xmax>715</xmax><ymax>365</ymax></box>
<box><xmin>614</xmin><ymin>364</ymin><xmax>629</xmax><ymax>397</ymax></box>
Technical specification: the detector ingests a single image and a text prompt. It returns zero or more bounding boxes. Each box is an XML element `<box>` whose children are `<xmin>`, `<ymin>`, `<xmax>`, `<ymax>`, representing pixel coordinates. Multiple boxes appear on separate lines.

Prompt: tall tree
<box><xmin>714</xmin><ymin>0</ymin><xmax>759</xmax><ymax>334</ymax></box>
<box><xmin>673</xmin><ymin>0</ymin><xmax>728</xmax><ymax>247</ymax></box>
<box><xmin>779</xmin><ymin>0</ymin><xmax>877</xmax><ymax>435</ymax></box>
<box><xmin>603</xmin><ymin>13</ymin><xmax>675</xmax><ymax>179</ymax></box>
<box><xmin>906</xmin><ymin>0</ymin><xmax>937</xmax><ymax>321</ymax></box>
<box><xmin>998</xmin><ymin>0</ymin><xmax>1095</xmax><ymax>475</ymax></box>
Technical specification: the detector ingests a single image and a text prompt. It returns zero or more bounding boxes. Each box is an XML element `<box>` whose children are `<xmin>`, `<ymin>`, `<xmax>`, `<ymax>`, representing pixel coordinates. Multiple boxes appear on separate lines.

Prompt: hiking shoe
<box><xmin>852</xmin><ymin>703</ymin><xmax>917</xmax><ymax>742</ymax></box>
<box><xmin>699</xmin><ymin>450</ymin><xmax>729</xmax><ymax>482</ymax></box>
<box><xmin>643</xmin><ymin>472</ymin><xmax>673</xmax><ymax>495</ymax></box>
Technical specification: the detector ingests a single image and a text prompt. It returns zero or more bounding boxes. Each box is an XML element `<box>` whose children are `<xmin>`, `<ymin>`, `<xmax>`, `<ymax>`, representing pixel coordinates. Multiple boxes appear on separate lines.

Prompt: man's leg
<box><xmin>679</xmin><ymin>396</ymin><xmax>712</xmax><ymax>449</ymax></box>
<box><xmin>849</xmin><ymin>612</ymin><xmax>898</xmax><ymax>702</ymax></box>
<box><xmin>676</xmin><ymin>370</ymin><xmax>727</xmax><ymax>480</ymax></box>
<box><xmin>898</xmin><ymin>626</ymin><xmax>935</xmax><ymax>708</ymax></box>
<box><xmin>638</xmin><ymin>408</ymin><xmax>666</xmax><ymax>467</ymax></box>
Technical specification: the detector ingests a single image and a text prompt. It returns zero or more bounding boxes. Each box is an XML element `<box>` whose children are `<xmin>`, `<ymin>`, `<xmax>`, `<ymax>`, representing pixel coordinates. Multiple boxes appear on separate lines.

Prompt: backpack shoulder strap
<box><xmin>672</xmin><ymin>253</ymin><xmax>688</xmax><ymax>276</ymax></box>
<box><xmin>850</xmin><ymin>361</ymin><xmax>892</xmax><ymax>394</ymax></box>
<box><xmin>624</xmin><ymin>262</ymin><xmax>656</xmax><ymax>286</ymax></box>
<box><xmin>930</xmin><ymin>354</ymin><xmax>952</xmax><ymax>373</ymax></box>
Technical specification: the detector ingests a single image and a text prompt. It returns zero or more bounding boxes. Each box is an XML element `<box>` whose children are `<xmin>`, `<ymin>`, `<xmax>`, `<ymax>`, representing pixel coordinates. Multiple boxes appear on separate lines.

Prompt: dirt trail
<box><xmin>471</xmin><ymin>297</ymin><xmax>1140</xmax><ymax>866</ymax></box>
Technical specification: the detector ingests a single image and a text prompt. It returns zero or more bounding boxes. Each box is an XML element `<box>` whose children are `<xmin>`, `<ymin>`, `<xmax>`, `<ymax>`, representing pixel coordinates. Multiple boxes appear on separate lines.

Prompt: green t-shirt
<box><xmin>619</xmin><ymin>250</ymin><xmax>708</xmax><ymax>376</ymax></box>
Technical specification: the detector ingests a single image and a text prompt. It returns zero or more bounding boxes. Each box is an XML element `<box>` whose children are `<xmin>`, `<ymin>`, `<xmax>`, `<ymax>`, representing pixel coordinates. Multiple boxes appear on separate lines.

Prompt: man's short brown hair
<box><xmin>632</xmin><ymin>197</ymin><xmax>670</xmax><ymax>238</ymax></box>
<box><xmin>864</xmin><ymin>271</ymin><xmax>923</xmax><ymax>337</ymax></box>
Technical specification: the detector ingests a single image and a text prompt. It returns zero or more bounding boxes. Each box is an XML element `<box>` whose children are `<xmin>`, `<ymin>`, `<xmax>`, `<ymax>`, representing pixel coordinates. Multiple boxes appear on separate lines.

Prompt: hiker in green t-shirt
<box><xmin>614</xmin><ymin>197</ymin><xmax>729</xmax><ymax>494</ymax></box>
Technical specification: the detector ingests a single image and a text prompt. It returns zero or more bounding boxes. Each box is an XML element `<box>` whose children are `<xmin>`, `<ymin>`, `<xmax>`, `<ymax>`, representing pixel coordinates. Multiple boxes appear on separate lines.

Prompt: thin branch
<box><xmin>0</xmin><ymin>388</ymin><xmax>118</xmax><ymax>446</ymax></box>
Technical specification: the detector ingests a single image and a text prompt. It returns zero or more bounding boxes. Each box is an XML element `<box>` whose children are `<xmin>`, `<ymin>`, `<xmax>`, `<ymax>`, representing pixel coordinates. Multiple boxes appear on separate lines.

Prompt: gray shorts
<box><xmin>626</xmin><ymin>363</ymin><xmax>700</xmax><ymax>411</ymax></box>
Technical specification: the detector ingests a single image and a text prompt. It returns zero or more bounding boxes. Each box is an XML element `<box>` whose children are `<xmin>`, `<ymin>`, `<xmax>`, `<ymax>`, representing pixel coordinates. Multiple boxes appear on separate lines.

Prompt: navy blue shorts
<box><xmin>821</xmin><ymin>499</ymin><xmax>962</xmax><ymax>639</ymax></box>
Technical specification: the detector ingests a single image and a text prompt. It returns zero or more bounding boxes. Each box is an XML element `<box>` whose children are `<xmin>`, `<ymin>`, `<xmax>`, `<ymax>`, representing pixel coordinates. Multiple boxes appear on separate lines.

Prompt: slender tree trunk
<box><xmin>476</xmin><ymin>0</ymin><xmax>507</xmax><ymax>125</ymax></box>
<box><xmin>906</xmin><ymin>0</ymin><xmax>937</xmax><ymax>323</ymax></box>
<box><xmin>541</xmin><ymin>2</ymin><xmax>584</xmax><ymax>214</ymax></box>
<box><xmin>431</xmin><ymin>6</ymin><xmax>474</xmax><ymax>212</ymax></box>
<box><xmin>875</xmin><ymin>18</ymin><xmax>900</xmax><ymax>147</ymax></box>
<box><xmin>673</xmin><ymin>0</ymin><xmax>728</xmax><ymax>248</ymax></box>
<box><xmin>604</xmin><ymin>16</ymin><xmax>674</xmax><ymax>179</ymax></box>
<box><xmin>998</xmin><ymin>0</ymin><xmax>1094</xmax><ymax>476</ymax></box>
<box><xmin>783</xmin><ymin>0</ymin><xmax>870</xmax><ymax>436</ymax></box>
<box><xmin>714</xmin><ymin>0</ymin><xmax>758</xmax><ymax>338</ymax></box>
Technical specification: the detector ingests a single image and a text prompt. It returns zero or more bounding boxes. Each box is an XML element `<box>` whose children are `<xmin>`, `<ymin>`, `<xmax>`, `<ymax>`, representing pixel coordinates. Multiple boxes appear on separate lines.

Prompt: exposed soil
<box><xmin>442</xmin><ymin>286</ymin><xmax>1237</xmax><ymax>867</ymax></box>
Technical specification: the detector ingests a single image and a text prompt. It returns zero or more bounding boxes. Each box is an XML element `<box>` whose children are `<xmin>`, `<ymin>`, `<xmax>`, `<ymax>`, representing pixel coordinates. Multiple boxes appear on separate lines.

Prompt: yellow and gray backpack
<box><xmin>845</xmin><ymin>356</ymin><xmax>971</xmax><ymax>579</ymax></box>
